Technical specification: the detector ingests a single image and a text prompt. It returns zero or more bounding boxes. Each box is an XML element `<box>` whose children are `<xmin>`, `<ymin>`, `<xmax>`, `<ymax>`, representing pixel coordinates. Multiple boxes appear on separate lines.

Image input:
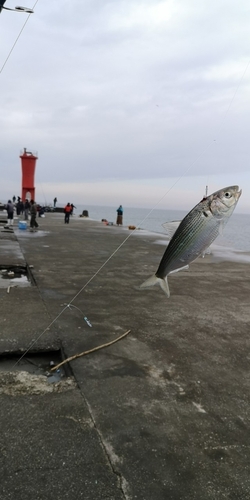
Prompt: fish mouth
<box><xmin>232</xmin><ymin>186</ymin><xmax>242</xmax><ymax>203</ymax></box>
<box><xmin>213</xmin><ymin>186</ymin><xmax>242</xmax><ymax>210</ymax></box>
<box><xmin>236</xmin><ymin>188</ymin><xmax>242</xmax><ymax>200</ymax></box>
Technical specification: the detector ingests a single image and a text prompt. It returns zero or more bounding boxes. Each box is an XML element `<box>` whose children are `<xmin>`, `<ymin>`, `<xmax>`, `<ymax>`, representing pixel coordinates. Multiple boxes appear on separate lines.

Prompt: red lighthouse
<box><xmin>20</xmin><ymin>148</ymin><xmax>38</xmax><ymax>201</ymax></box>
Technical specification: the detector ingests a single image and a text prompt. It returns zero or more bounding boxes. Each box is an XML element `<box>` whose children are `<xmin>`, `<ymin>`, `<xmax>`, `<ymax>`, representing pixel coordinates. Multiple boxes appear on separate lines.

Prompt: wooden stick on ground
<box><xmin>51</xmin><ymin>329</ymin><xmax>131</xmax><ymax>372</ymax></box>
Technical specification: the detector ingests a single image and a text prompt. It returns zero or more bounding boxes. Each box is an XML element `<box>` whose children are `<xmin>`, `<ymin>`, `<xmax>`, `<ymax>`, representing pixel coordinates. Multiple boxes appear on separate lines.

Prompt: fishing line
<box><xmin>67</xmin><ymin>304</ymin><xmax>92</xmax><ymax>327</ymax></box>
<box><xmin>0</xmin><ymin>0</ymin><xmax>39</xmax><ymax>75</ymax></box>
<box><xmin>36</xmin><ymin>180</ymin><xmax>48</xmax><ymax>206</ymax></box>
<box><xmin>12</xmin><ymin>51</ymin><xmax>250</xmax><ymax>367</ymax></box>
<box><xmin>12</xmin><ymin>227</ymin><xmax>143</xmax><ymax>367</ymax></box>
<box><xmin>214</xmin><ymin>58</ymin><xmax>250</xmax><ymax>139</ymax></box>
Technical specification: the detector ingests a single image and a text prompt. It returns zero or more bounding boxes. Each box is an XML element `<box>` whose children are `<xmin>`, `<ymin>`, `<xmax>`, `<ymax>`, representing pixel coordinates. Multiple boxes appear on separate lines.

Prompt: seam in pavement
<box><xmin>73</xmin><ymin>372</ymin><xmax>130</xmax><ymax>500</ymax></box>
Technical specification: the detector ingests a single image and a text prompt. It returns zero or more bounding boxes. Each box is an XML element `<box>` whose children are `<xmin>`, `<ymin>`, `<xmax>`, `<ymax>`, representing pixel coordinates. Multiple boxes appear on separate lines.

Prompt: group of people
<box><xmin>6</xmin><ymin>196</ymin><xmax>123</xmax><ymax>229</ymax></box>
<box><xmin>5</xmin><ymin>197</ymin><xmax>38</xmax><ymax>231</ymax></box>
<box><xmin>12</xmin><ymin>197</ymin><xmax>23</xmax><ymax>216</ymax></box>
<box><xmin>64</xmin><ymin>203</ymin><xmax>76</xmax><ymax>223</ymax></box>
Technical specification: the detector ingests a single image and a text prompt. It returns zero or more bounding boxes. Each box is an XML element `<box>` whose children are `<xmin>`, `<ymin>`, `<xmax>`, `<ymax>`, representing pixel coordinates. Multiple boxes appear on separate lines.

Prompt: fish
<box><xmin>140</xmin><ymin>185</ymin><xmax>242</xmax><ymax>297</ymax></box>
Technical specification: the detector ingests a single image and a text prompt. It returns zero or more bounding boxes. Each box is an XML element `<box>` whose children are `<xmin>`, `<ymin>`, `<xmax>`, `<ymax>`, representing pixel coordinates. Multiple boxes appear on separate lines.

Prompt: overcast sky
<box><xmin>0</xmin><ymin>0</ymin><xmax>250</xmax><ymax>212</ymax></box>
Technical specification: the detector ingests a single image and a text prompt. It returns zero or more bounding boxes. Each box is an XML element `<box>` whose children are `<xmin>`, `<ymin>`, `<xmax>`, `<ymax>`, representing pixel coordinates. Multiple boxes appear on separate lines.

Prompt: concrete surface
<box><xmin>0</xmin><ymin>212</ymin><xmax>250</xmax><ymax>500</ymax></box>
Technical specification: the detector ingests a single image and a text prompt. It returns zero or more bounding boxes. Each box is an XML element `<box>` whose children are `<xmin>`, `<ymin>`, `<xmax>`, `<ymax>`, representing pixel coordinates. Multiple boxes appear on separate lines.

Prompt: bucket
<box><xmin>18</xmin><ymin>221</ymin><xmax>27</xmax><ymax>230</ymax></box>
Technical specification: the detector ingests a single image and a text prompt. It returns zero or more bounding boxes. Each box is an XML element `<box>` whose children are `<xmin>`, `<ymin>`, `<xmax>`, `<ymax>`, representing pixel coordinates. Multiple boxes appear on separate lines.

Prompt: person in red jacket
<box><xmin>64</xmin><ymin>203</ymin><xmax>71</xmax><ymax>224</ymax></box>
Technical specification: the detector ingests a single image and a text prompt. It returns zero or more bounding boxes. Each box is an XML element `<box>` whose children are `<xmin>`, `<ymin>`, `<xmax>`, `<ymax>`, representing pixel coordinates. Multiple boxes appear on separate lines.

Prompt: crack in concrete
<box><xmin>74</xmin><ymin>377</ymin><xmax>130</xmax><ymax>500</ymax></box>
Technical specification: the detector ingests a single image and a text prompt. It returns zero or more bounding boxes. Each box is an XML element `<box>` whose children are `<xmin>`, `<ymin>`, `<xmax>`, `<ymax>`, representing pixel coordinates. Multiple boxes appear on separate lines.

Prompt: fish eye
<box><xmin>224</xmin><ymin>192</ymin><xmax>232</xmax><ymax>198</ymax></box>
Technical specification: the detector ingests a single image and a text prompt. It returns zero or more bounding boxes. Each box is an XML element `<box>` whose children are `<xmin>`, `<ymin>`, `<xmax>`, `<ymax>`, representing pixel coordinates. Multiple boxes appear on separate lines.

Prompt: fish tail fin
<box><xmin>140</xmin><ymin>274</ymin><xmax>170</xmax><ymax>298</ymax></box>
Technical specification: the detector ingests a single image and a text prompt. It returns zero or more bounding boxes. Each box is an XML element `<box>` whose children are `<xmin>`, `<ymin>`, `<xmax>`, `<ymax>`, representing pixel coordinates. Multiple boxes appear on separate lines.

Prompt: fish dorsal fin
<box><xmin>162</xmin><ymin>220</ymin><xmax>181</xmax><ymax>239</ymax></box>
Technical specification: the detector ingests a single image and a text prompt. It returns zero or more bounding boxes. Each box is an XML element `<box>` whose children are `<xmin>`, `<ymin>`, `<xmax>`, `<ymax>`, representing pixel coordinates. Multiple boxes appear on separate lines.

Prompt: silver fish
<box><xmin>140</xmin><ymin>185</ymin><xmax>242</xmax><ymax>297</ymax></box>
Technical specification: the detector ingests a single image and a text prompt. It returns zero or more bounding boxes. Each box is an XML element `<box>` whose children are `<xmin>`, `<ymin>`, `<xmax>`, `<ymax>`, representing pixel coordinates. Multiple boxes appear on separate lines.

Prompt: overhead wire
<box><xmin>0</xmin><ymin>0</ymin><xmax>39</xmax><ymax>75</ymax></box>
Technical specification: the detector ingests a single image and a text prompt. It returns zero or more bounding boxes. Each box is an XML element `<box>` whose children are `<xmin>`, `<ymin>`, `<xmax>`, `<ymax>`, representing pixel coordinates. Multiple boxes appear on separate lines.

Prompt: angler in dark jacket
<box><xmin>24</xmin><ymin>199</ymin><xmax>30</xmax><ymax>220</ymax></box>
<box><xmin>30</xmin><ymin>200</ymin><xmax>38</xmax><ymax>231</ymax></box>
<box><xmin>6</xmin><ymin>200</ymin><xmax>14</xmax><ymax>227</ymax></box>
<box><xmin>116</xmin><ymin>205</ymin><xmax>123</xmax><ymax>226</ymax></box>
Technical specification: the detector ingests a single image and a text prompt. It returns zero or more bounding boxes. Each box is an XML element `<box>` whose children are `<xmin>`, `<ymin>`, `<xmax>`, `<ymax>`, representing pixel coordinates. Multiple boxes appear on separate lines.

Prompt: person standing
<box><xmin>70</xmin><ymin>203</ymin><xmax>76</xmax><ymax>215</ymax></box>
<box><xmin>16</xmin><ymin>199</ymin><xmax>21</xmax><ymax>216</ymax></box>
<box><xmin>24</xmin><ymin>199</ymin><xmax>30</xmax><ymax>220</ymax></box>
<box><xmin>20</xmin><ymin>199</ymin><xmax>24</xmax><ymax>215</ymax></box>
<box><xmin>5</xmin><ymin>200</ymin><xmax>14</xmax><ymax>227</ymax></box>
<box><xmin>54</xmin><ymin>197</ymin><xmax>57</xmax><ymax>208</ymax></box>
<box><xmin>30</xmin><ymin>199</ymin><xmax>38</xmax><ymax>231</ymax></box>
<box><xmin>116</xmin><ymin>205</ymin><xmax>123</xmax><ymax>226</ymax></box>
<box><xmin>64</xmin><ymin>202</ymin><xmax>71</xmax><ymax>224</ymax></box>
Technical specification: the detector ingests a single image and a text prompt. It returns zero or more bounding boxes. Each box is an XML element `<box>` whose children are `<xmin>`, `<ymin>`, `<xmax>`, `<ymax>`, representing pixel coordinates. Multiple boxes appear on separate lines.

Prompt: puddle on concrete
<box><xmin>0</xmin><ymin>265</ymin><xmax>31</xmax><ymax>288</ymax></box>
<box><xmin>15</xmin><ymin>230</ymin><xmax>50</xmax><ymax>238</ymax></box>
<box><xmin>0</xmin><ymin>351</ymin><xmax>76</xmax><ymax>395</ymax></box>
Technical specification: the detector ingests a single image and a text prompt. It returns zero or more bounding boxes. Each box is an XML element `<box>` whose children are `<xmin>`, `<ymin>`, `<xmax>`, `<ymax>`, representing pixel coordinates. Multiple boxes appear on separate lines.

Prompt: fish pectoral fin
<box><xmin>219</xmin><ymin>220</ymin><xmax>225</xmax><ymax>236</ymax></box>
<box><xmin>140</xmin><ymin>274</ymin><xmax>170</xmax><ymax>298</ymax></box>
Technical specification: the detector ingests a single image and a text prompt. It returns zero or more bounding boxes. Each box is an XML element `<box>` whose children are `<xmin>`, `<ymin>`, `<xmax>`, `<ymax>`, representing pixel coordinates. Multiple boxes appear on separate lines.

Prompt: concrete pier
<box><xmin>0</xmin><ymin>213</ymin><xmax>250</xmax><ymax>500</ymax></box>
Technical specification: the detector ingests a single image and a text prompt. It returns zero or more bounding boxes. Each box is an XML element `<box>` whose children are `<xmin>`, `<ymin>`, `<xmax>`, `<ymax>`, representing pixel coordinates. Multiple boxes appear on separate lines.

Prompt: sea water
<box><xmin>74</xmin><ymin>204</ymin><xmax>250</xmax><ymax>253</ymax></box>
